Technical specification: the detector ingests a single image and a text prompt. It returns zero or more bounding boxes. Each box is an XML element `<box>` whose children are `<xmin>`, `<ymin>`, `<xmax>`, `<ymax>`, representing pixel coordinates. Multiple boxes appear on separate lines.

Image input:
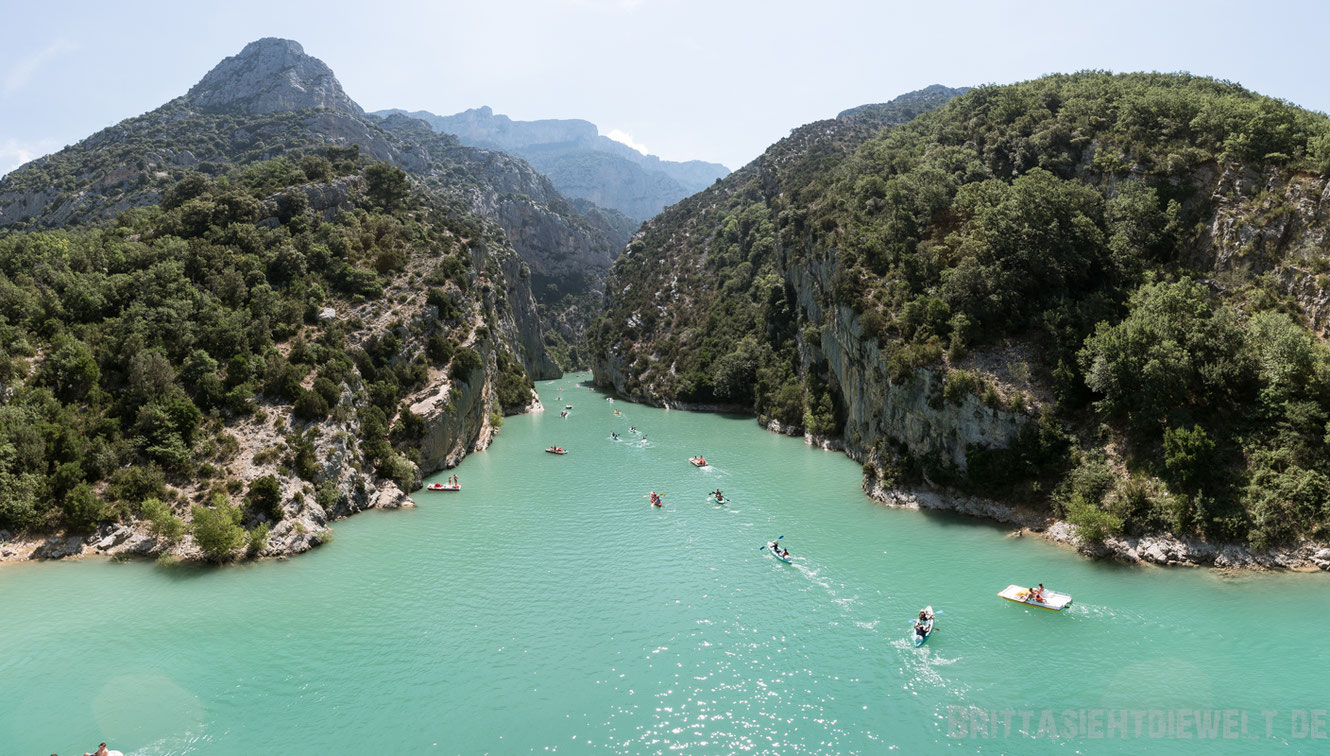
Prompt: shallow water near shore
<box><xmin>3</xmin><ymin>372</ymin><xmax>1328</xmax><ymax>754</ymax></box>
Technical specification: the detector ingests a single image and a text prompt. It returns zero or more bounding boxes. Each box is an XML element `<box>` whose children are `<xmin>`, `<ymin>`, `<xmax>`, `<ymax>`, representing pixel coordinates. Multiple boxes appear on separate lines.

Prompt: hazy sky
<box><xmin>2</xmin><ymin>0</ymin><xmax>1328</xmax><ymax>177</ymax></box>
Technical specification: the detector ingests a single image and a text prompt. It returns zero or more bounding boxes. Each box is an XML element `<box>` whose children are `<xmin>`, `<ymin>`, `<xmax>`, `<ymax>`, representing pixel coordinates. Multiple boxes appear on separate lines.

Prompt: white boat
<box><xmin>998</xmin><ymin>584</ymin><xmax>1072</xmax><ymax>611</ymax></box>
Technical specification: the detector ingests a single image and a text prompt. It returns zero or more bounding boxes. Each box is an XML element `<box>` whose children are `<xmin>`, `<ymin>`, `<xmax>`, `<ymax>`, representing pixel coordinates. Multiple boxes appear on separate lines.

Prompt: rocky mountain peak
<box><xmin>186</xmin><ymin>37</ymin><xmax>364</xmax><ymax>116</ymax></box>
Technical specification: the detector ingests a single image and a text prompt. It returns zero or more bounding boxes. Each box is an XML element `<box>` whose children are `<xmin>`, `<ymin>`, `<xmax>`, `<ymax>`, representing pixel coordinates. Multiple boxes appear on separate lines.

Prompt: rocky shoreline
<box><xmin>0</xmin><ymin>480</ymin><xmax>412</xmax><ymax>567</ymax></box>
<box><xmin>864</xmin><ymin>479</ymin><xmax>1330</xmax><ymax>572</ymax></box>
<box><xmin>589</xmin><ymin>371</ymin><xmax>1330</xmax><ymax>573</ymax></box>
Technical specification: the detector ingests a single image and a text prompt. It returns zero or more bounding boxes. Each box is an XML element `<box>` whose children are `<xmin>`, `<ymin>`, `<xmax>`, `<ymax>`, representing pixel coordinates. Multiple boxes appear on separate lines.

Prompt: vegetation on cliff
<box><xmin>594</xmin><ymin>74</ymin><xmax>1330</xmax><ymax>549</ymax></box>
<box><xmin>0</xmin><ymin>152</ymin><xmax>535</xmax><ymax>554</ymax></box>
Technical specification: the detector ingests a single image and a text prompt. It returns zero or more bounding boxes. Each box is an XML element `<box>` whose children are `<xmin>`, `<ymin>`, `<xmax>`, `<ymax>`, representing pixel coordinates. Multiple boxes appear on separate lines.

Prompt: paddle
<box><xmin>761</xmin><ymin>535</ymin><xmax>785</xmax><ymax>551</ymax></box>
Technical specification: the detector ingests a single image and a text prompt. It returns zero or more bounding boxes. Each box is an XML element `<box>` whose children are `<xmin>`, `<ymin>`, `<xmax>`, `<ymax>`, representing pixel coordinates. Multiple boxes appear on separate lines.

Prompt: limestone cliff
<box><xmin>186</xmin><ymin>38</ymin><xmax>364</xmax><ymax>116</ymax></box>
<box><xmin>592</xmin><ymin>74</ymin><xmax>1330</xmax><ymax>562</ymax></box>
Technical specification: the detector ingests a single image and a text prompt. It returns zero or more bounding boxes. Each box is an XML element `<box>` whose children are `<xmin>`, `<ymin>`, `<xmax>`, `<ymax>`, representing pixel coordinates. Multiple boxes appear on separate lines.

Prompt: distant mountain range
<box><xmin>374</xmin><ymin>106</ymin><xmax>730</xmax><ymax>221</ymax></box>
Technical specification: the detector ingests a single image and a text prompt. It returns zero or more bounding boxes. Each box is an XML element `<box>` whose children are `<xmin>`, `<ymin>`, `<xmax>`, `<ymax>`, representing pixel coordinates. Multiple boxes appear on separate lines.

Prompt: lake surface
<box><xmin>3</xmin><ymin>372</ymin><xmax>1327</xmax><ymax>754</ymax></box>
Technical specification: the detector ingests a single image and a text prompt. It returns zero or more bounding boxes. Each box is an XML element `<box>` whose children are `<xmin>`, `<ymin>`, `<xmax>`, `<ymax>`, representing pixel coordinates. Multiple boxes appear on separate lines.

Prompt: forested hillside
<box><xmin>0</xmin><ymin>38</ymin><xmax>581</xmax><ymax>562</ymax></box>
<box><xmin>0</xmin><ymin>153</ymin><xmax>545</xmax><ymax>560</ymax></box>
<box><xmin>0</xmin><ymin>38</ymin><xmax>621</xmax><ymax>373</ymax></box>
<box><xmin>594</xmin><ymin>74</ymin><xmax>1330</xmax><ymax>556</ymax></box>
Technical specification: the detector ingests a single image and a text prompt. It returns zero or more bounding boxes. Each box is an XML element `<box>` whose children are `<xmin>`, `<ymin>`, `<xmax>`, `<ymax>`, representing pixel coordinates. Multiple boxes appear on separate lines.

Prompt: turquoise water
<box><xmin>3</xmin><ymin>372</ymin><xmax>1328</xmax><ymax>754</ymax></box>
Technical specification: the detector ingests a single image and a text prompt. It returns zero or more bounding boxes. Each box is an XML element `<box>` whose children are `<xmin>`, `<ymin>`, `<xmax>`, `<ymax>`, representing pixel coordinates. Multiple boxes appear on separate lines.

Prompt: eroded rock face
<box><xmin>31</xmin><ymin>536</ymin><xmax>84</xmax><ymax>560</ymax></box>
<box><xmin>788</xmin><ymin>253</ymin><xmax>1026</xmax><ymax>470</ymax></box>
<box><xmin>186</xmin><ymin>38</ymin><xmax>364</xmax><ymax>116</ymax></box>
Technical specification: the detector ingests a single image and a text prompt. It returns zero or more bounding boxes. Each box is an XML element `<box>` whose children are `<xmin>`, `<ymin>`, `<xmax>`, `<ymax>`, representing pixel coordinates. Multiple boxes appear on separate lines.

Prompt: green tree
<box><xmin>247</xmin><ymin>475</ymin><xmax>283</xmax><ymax>521</ymax></box>
<box><xmin>1065</xmin><ymin>492</ymin><xmax>1123</xmax><ymax>544</ymax></box>
<box><xmin>711</xmin><ymin>337</ymin><xmax>765</xmax><ymax>405</ymax></box>
<box><xmin>1162</xmin><ymin>424</ymin><xmax>1215</xmax><ymax>494</ymax></box>
<box><xmin>450</xmin><ymin>347</ymin><xmax>483</xmax><ymax>382</ymax></box>
<box><xmin>140</xmin><ymin>498</ymin><xmax>185</xmax><ymax>544</ymax></box>
<box><xmin>40</xmin><ymin>334</ymin><xmax>100</xmax><ymax>401</ymax></box>
<box><xmin>365</xmin><ymin>164</ymin><xmax>410</xmax><ymax>212</ymax></box>
<box><xmin>191</xmin><ymin>495</ymin><xmax>245</xmax><ymax>560</ymax></box>
<box><xmin>1079</xmin><ymin>278</ymin><xmax>1254</xmax><ymax>434</ymax></box>
<box><xmin>62</xmin><ymin>482</ymin><xmax>109</xmax><ymax>531</ymax></box>
<box><xmin>293</xmin><ymin>389</ymin><xmax>330</xmax><ymax>422</ymax></box>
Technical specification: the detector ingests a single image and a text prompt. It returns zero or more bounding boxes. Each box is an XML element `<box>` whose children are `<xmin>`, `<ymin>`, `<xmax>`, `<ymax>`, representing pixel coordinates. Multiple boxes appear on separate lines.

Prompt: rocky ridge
<box><xmin>375</xmin><ymin>105</ymin><xmax>730</xmax><ymax>221</ymax></box>
<box><xmin>0</xmin><ymin>39</ymin><xmax>621</xmax><ymax>371</ymax></box>
<box><xmin>187</xmin><ymin>38</ymin><xmax>364</xmax><ymax>116</ymax></box>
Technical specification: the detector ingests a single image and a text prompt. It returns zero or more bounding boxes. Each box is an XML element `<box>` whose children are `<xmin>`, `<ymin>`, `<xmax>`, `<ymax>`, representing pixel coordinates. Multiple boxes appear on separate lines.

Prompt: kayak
<box><xmin>545</xmin><ymin>447</ymin><xmax>568</xmax><ymax>455</ymax></box>
<box><xmin>998</xmin><ymin>584</ymin><xmax>1072</xmax><ymax>611</ymax></box>
<box><xmin>912</xmin><ymin>605</ymin><xmax>935</xmax><ymax>646</ymax></box>
<box><xmin>689</xmin><ymin>457</ymin><xmax>708</xmax><ymax>467</ymax></box>
<box><xmin>426</xmin><ymin>483</ymin><xmax>460</xmax><ymax>491</ymax></box>
<box><xmin>613</xmin><ymin>410</ymin><xmax>621</xmax><ymax>415</ymax></box>
<box><xmin>709</xmin><ymin>494</ymin><xmax>728</xmax><ymax>504</ymax></box>
<box><xmin>768</xmin><ymin>544</ymin><xmax>791</xmax><ymax>563</ymax></box>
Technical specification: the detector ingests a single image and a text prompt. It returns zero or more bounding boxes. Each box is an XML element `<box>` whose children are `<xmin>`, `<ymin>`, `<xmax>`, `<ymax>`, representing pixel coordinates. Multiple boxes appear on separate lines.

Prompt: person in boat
<box><xmin>712</xmin><ymin>489</ymin><xmax>724</xmax><ymax>500</ymax></box>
